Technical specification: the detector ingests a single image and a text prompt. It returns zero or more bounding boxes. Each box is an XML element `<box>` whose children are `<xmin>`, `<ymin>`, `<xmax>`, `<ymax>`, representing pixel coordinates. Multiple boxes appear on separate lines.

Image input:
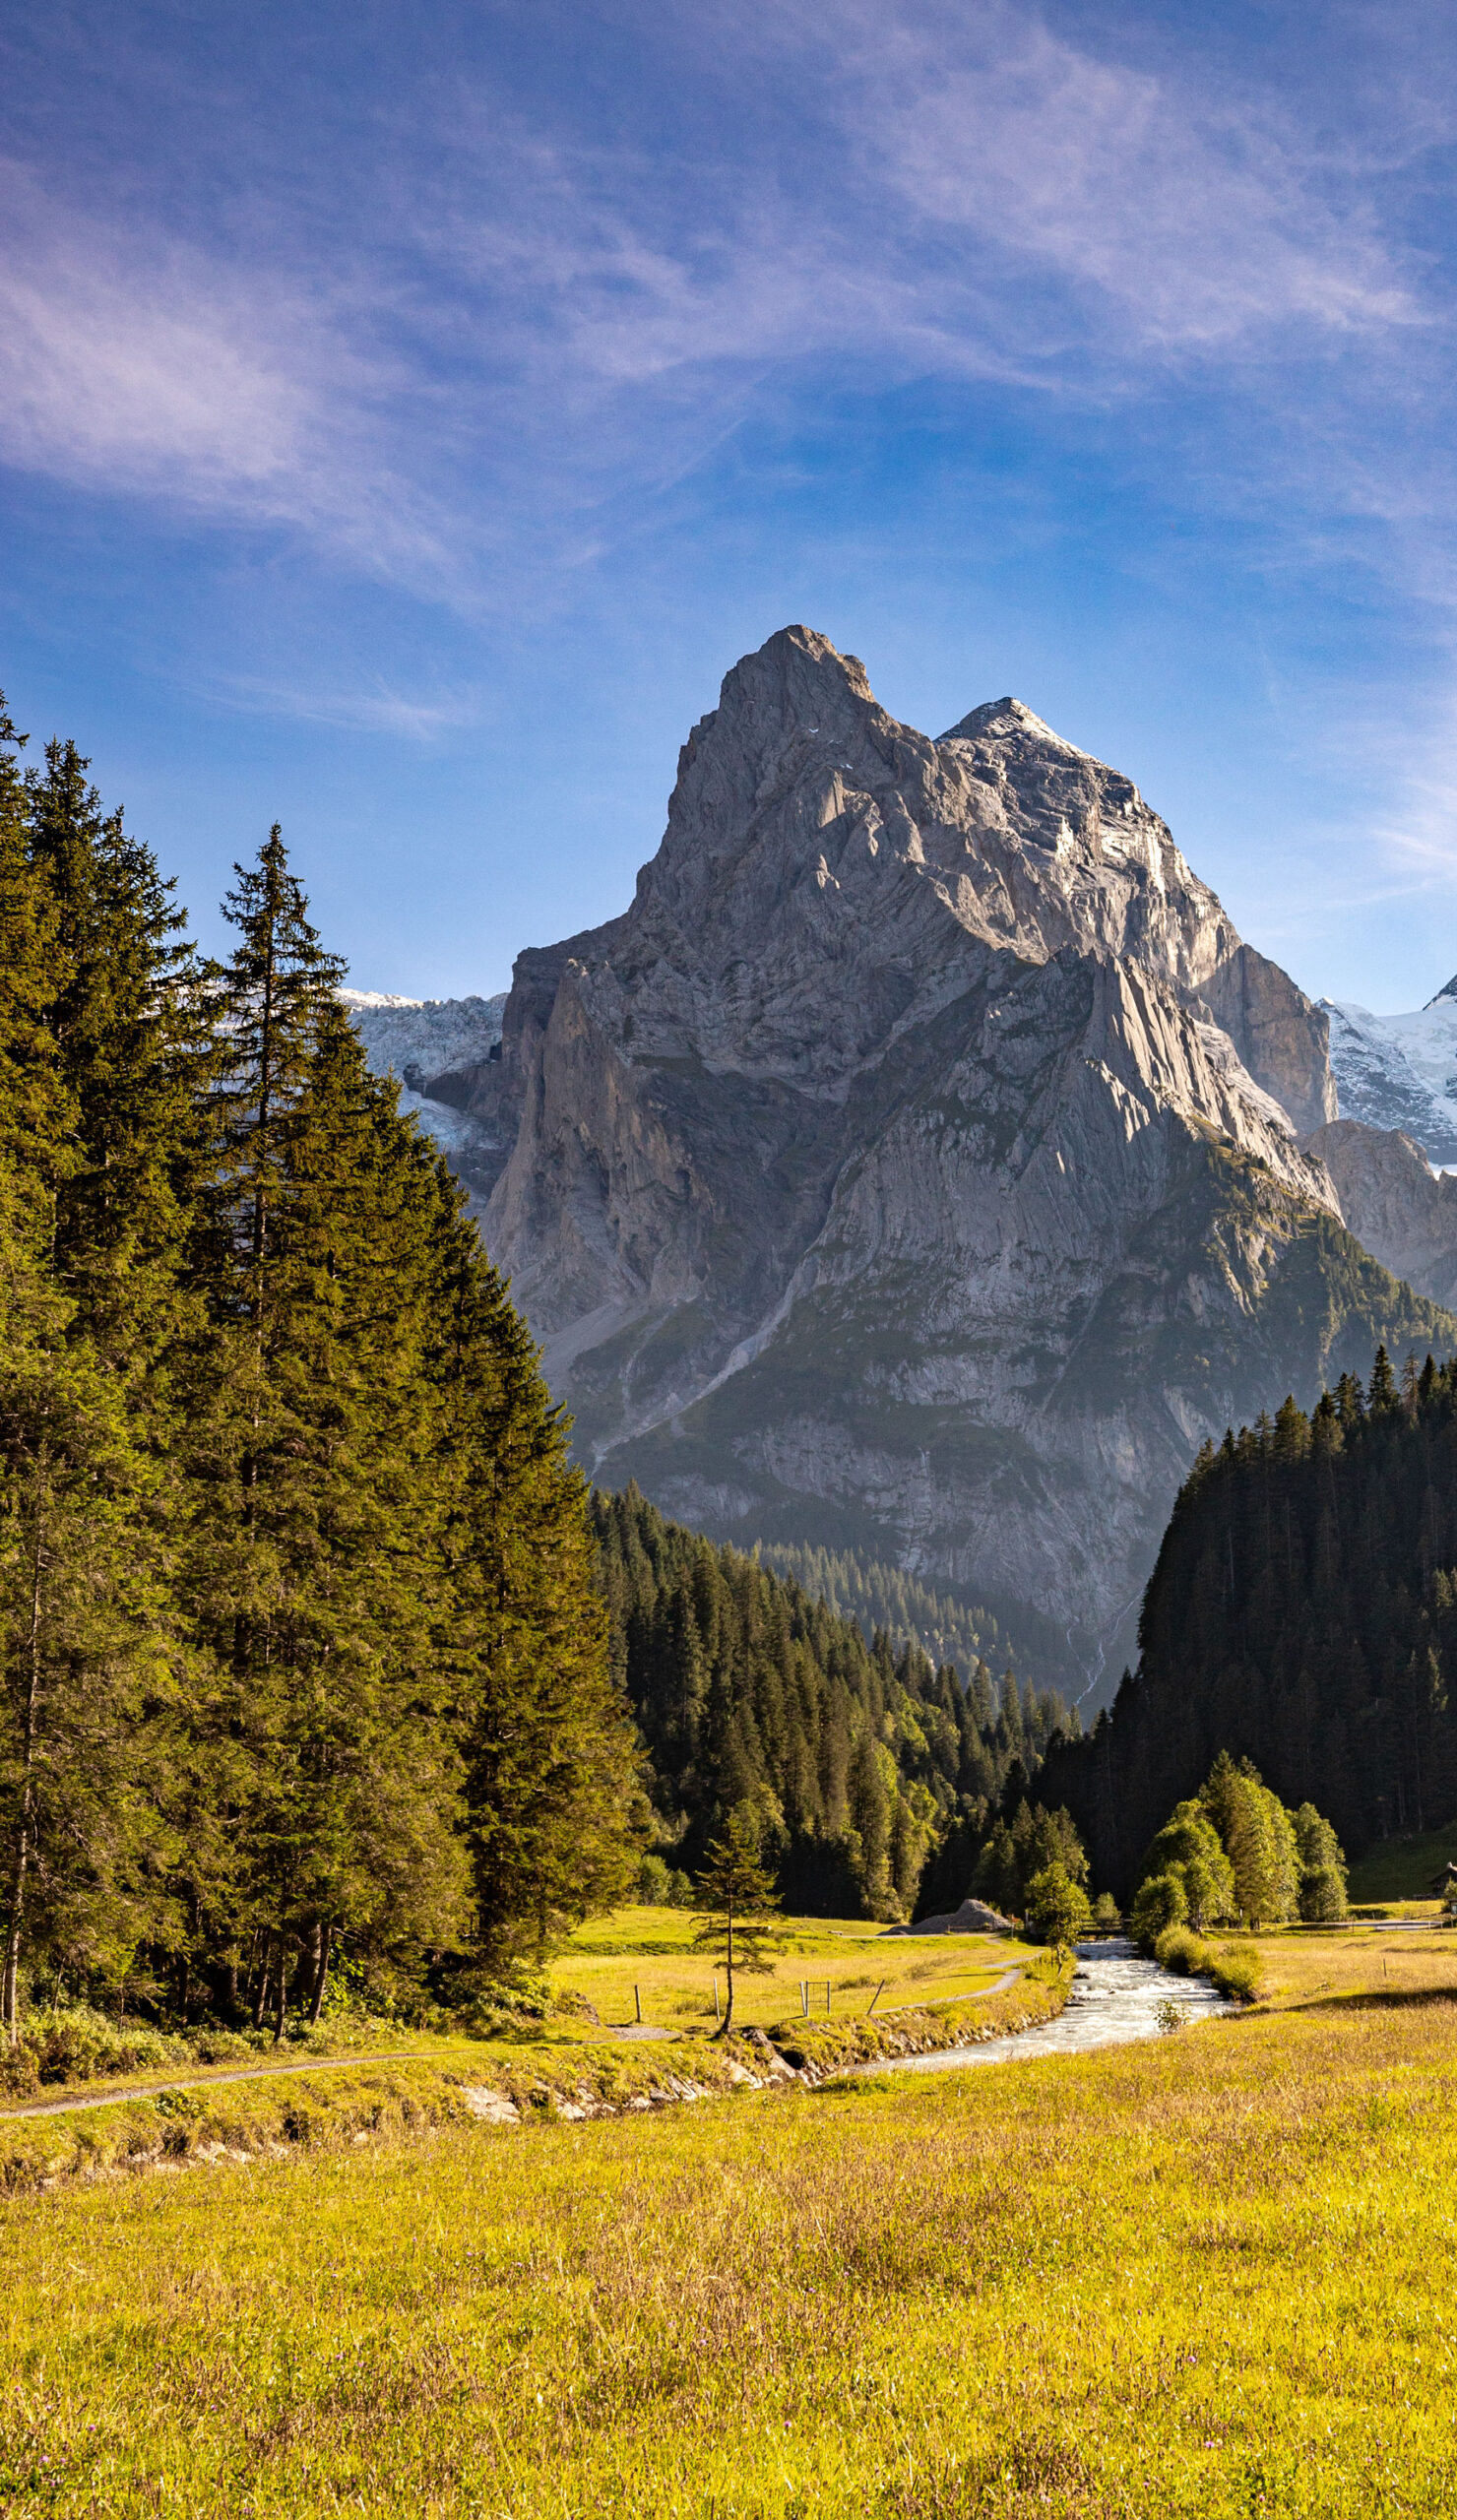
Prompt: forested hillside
<box><xmin>1040</xmin><ymin>1348</ymin><xmax>1457</xmax><ymax>1894</ymax></box>
<box><xmin>0</xmin><ymin>702</ymin><xmax>638</xmax><ymax>2037</ymax></box>
<box><xmin>751</xmin><ymin>1542</ymin><xmax>1022</xmax><ymax>1687</ymax></box>
<box><xmin>594</xmin><ymin>1485</ymin><xmax>1076</xmax><ymax>1917</ymax></box>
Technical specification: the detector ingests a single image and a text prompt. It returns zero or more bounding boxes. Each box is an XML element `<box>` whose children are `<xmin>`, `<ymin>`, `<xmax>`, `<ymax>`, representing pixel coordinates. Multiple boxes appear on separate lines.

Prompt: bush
<box><xmin>1091</xmin><ymin>1892</ymin><xmax>1122</xmax><ymax>1934</ymax></box>
<box><xmin>1130</xmin><ymin>1870</ymin><xmax>1187</xmax><ymax>1951</ymax></box>
<box><xmin>1152</xmin><ymin>1926</ymin><xmax>1262</xmax><ymax>2005</ymax></box>
<box><xmin>1206</xmin><ymin>1945</ymin><xmax>1262</xmax><ymax>2004</ymax></box>
<box><xmin>1153</xmin><ymin>1924</ymin><xmax>1201</xmax><ymax>1976</ymax></box>
<box><xmin>20</xmin><ymin>2005</ymin><xmax>193</xmax><ymax>2086</ymax></box>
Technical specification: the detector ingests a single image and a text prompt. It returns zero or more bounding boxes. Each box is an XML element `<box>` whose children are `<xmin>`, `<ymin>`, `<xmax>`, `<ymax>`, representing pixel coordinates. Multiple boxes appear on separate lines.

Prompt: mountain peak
<box><xmin>1425</xmin><ymin>973</ymin><xmax>1457</xmax><ymax>1008</ymax></box>
<box><xmin>938</xmin><ymin>696</ymin><xmax>1085</xmax><ymax>752</ymax></box>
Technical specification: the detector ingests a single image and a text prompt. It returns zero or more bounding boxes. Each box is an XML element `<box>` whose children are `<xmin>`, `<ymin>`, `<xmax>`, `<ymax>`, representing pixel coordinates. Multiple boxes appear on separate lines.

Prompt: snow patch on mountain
<box><xmin>1322</xmin><ymin>980</ymin><xmax>1457</xmax><ymax>1167</ymax></box>
<box><xmin>340</xmin><ymin>989</ymin><xmax>509</xmax><ymax>1212</ymax></box>
<box><xmin>339</xmin><ymin>989</ymin><xmax>506</xmax><ymax>1088</ymax></box>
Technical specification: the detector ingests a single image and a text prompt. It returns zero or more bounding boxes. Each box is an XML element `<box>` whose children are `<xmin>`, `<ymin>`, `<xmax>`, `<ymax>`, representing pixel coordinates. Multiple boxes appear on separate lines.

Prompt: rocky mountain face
<box><xmin>1305</xmin><ymin>1119</ymin><xmax>1457</xmax><ymax>1311</ymax></box>
<box><xmin>401</xmin><ymin>630</ymin><xmax>1455</xmax><ymax>1693</ymax></box>
<box><xmin>1299</xmin><ymin>978</ymin><xmax>1457</xmax><ymax>1311</ymax></box>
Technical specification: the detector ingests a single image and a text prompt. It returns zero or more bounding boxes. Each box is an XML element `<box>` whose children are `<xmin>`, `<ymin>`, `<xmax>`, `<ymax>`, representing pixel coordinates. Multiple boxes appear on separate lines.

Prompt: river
<box><xmin>855</xmin><ymin>1937</ymin><xmax>1235</xmax><ymax>2077</ymax></box>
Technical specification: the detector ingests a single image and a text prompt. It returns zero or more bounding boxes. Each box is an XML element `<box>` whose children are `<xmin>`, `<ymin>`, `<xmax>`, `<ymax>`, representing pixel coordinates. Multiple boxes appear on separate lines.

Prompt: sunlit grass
<box><xmin>555</xmin><ymin>1904</ymin><xmax>1031</xmax><ymax>2031</ymax></box>
<box><xmin>1250</xmin><ymin>1921</ymin><xmax>1457</xmax><ymax>2009</ymax></box>
<box><xmin>6</xmin><ymin>1925</ymin><xmax>1457</xmax><ymax>2513</ymax></box>
<box><xmin>1349</xmin><ymin>1818</ymin><xmax>1457</xmax><ymax>1901</ymax></box>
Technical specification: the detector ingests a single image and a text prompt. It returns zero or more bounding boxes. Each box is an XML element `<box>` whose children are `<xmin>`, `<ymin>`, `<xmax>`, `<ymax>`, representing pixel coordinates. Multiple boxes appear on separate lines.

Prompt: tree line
<box><xmin>594</xmin><ymin>1484</ymin><xmax>1077</xmax><ymax>1920</ymax></box>
<box><xmin>1039</xmin><ymin>1346</ymin><xmax>1457</xmax><ymax>1897</ymax></box>
<box><xmin>751</xmin><ymin>1541</ymin><xmax>1021</xmax><ymax>1684</ymax></box>
<box><xmin>0</xmin><ymin>705</ymin><xmax>639</xmax><ymax>2040</ymax></box>
<box><xmin>1129</xmin><ymin>1752</ymin><xmax>1348</xmax><ymax>1945</ymax></box>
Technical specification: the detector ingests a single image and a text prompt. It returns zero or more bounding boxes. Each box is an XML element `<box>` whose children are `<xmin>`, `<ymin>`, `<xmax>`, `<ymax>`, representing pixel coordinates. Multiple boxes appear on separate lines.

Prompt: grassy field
<box><xmin>1348</xmin><ymin>1821</ymin><xmax>1457</xmax><ymax>1901</ymax></box>
<box><xmin>5</xmin><ymin>1924</ymin><xmax>1457</xmax><ymax>2514</ymax></box>
<box><xmin>553</xmin><ymin>1904</ymin><xmax>1032</xmax><ymax>2030</ymax></box>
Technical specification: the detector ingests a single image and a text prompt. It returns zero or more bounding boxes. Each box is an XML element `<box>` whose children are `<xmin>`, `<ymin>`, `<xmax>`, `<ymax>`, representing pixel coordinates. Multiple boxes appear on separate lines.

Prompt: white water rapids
<box><xmin>855</xmin><ymin>1937</ymin><xmax>1236</xmax><ymax>2077</ymax></box>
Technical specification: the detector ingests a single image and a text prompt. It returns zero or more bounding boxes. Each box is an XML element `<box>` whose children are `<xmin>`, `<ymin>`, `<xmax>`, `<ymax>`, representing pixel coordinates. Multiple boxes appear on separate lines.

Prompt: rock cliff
<box><xmin>461</xmin><ymin>628</ymin><xmax>1450</xmax><ymax>1691</ymax></box>
<box><xmin>1305</xmin><ymin>1119</ymin><xmax>1457</xmax><ymax>1311</ymax></box>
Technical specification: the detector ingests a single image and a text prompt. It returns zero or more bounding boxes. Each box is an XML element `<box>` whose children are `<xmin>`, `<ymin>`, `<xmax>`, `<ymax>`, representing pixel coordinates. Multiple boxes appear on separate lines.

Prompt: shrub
<box><xmin>1206</xmin><ymin>1945</ymin><xmax>1262</xmax><ymax>2004</ymax></box>
<box><xmin>1151</xmin><ymin>1928</ymin><xmax>1261</xmax><ymax>2004</ymax></box>
<box><xmin>21</xmin><ymin>2005</ymin><xmax>192</xmax><ymax>2086</ymax></box>
<box><xmin>1130</xmin><ymin>1870</ymin><xmax>1187</xmax><ymax>1950</ymax></box>
<box><xmin>1091</xmin><ymin>1892</ymin><xmax>1121</xmax><ymax>1934</ymax></box>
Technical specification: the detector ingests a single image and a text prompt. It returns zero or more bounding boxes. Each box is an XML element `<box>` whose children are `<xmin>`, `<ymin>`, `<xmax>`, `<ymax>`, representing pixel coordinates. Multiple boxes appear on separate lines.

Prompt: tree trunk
<box><xmin>252</xmin><ymin>1942</ymin><xmax>272</xmax><ymax>2032</ymax></box>
<box><xmin>273</xmin><ymin>1930</ymin><xmax>289</xmax><ymax>2045</ymax></box>
<box><xmin>721</xmin><ymin>1902</ymin><xmax>735</xmax><ymax>2034</ymax></box>
<box><xmin>307</xmin><ymin>1921</ymin><xmax>332</xmax><ymax>2027</ymax></box>
<box><xmin>3</xmin><ymin>1503</ymin><xmax>46</xmax><ymax>2042</ymax></box>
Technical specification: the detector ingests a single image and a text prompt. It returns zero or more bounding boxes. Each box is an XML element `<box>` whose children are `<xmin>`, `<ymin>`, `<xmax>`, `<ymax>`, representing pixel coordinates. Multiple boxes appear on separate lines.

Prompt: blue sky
<box><xmin>3</xmin><ymin>0</ymin><xmax>1457</xmax><ymax>1010</ymax></box>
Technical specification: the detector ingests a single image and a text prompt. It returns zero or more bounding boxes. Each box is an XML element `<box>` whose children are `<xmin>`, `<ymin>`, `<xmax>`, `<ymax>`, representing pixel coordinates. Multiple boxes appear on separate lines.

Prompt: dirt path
<box><xmin>0</xmin><ymin>2048</ymin><xmax>466</xmax><ymax>2123</ymax></box>
<box><xmin>1</xmin><ymin>1969</ymin><xmax>1030</xmax><ymax>2123</ymax></box>
<box><xmin>870</xmin><ymin>1966</ymin><xmax>1023</xmax><ymax>2015</ymax></box>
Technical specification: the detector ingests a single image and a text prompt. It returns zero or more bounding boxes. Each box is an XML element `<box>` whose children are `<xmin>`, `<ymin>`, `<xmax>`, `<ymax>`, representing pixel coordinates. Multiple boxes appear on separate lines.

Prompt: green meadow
<box><xmin>5</xmin><ymin>1921</ymin><xmax>1457</xmax><ymax>2517</ymax></box>
<box><xmin>551</xmin><ymin>1905</ymin><xmax>1035</xmax><ymax>2031</ymax></box>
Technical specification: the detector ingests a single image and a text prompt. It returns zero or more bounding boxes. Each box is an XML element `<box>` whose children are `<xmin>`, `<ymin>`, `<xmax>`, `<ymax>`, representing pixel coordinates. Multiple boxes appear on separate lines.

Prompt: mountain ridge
<box><xmin>344</xmin><ymin>629</ymin><xmax>1454</xmax><ymax>1694</ymax></box>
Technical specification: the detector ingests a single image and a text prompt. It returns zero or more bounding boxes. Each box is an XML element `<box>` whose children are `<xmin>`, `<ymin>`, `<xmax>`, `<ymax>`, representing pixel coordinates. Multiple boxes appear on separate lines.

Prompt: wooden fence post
<box><xmin>634</xmin><ymin>1984</ymin><xmax>642</xmax><ymax>2023</ymax></box>
<box><xmin>867</xmin><ymin>1981</ymin><xmax>885</xmax><ymax>2016</ymax></box>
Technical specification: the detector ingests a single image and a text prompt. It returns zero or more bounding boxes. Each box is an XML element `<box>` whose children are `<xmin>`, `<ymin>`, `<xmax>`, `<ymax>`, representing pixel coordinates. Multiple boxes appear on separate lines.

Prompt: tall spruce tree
<box><xmin>436</xmin><ymin>1215</ymin><xmax>642</xmax><ymax>1968</ymax></box>
<box><xmin>0</xmin><ymin>707</ymin><xmax>176</xmax><ymax>2034</ymax></box>
<box><xmin>182</xmin><ymin>833</ymin><xmax>468</xmax><ymax>2029</ymax></box>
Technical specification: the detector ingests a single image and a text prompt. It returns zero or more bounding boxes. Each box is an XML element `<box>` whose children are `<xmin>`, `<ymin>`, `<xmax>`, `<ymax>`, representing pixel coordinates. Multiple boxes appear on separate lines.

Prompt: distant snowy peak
<box><xmin>1323</xmin><ymin>993</ymin><xmax>1457</xmax><ymax>1167</ymax></box>
<box><xmin>339</xmin><ymin>988</ymin><xmax>510</xmax><ymax>1213</ymax></box>
<box><xmin>339</xmin><ymin>988</ymin><xmax>506</xmax><ymax>1090</ymax></box>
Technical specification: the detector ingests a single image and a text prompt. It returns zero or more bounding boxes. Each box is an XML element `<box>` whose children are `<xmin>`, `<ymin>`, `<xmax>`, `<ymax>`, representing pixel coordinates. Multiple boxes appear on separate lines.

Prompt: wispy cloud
<box><xmin>817</xmin><ymin>0</ymin><xmax>1425</xmax><ymax>349</ymax></box>
<box><xmin>0</xmin><ymin>159</ymin><xmax>458</xmax><ymax>584</ymax></box>
<box><xmin>0</xmin><ymin>0</ymin><xmax>1449</xmax><ymax>613</ymax></box>
<box><xmin>215</xmin><ymin>667</ymin><xmax>486</xmax><ymax>738</ymax></box>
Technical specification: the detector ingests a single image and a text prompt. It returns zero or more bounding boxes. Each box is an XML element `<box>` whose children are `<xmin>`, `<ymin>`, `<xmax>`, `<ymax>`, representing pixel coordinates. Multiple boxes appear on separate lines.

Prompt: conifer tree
<box><xmin>441</xmin><ymin>1223</ymin><xmax>642</xmax><ymax>1967</ymax></box>
<box><xmin>25</xmin><ymin>736</ymin><xmax>203</xmax><ymax>1377</ymax></box>
<box><xmin>182</xmin><ymin>834</ymin><xmax>468</xmax><ymax>2027</ymax></box>
<box><xmin>0</xmin><ymin>1341</ymin><xmax>170</xmax><ymax>2034</ymax></box>
<box><xmin>692</xmin><ymin>1805</ymin><xmax>783</xmax><ymax>2034</ymax></box>
<box><xmin>0</xmin><ymin>705</ymin><xmax>178</xmax><ymax>2035</ymax></box>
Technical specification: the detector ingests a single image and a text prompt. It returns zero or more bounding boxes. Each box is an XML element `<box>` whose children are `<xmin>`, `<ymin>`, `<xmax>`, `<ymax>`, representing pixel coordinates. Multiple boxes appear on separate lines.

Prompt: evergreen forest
<box><xmin>751</xmin><ymin>1542</ymin><xmax>1020</xmax><ymax>1683</ymax></box>
<box><xmin>0</xmin><ymin>703</ymin><xmax>640</xmax><ymax>2038</ymax></box>
<box><xmin>1041</xmin><ymin>1348</ymin><xmax>1457</xmax><ymax>1895</ymax></box>
<box><xmin>595</xmin><ymin>1485</ymin><xmax>1076</xmax><ymax>1919</ymax></box>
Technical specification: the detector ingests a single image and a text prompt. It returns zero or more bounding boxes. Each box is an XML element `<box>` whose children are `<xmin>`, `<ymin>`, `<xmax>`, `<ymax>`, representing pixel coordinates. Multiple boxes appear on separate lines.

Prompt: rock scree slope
<box><xmin>446</xmin><ymin>628</ymin><xmax>1452</xmax><ymax>1691</ymax></box>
